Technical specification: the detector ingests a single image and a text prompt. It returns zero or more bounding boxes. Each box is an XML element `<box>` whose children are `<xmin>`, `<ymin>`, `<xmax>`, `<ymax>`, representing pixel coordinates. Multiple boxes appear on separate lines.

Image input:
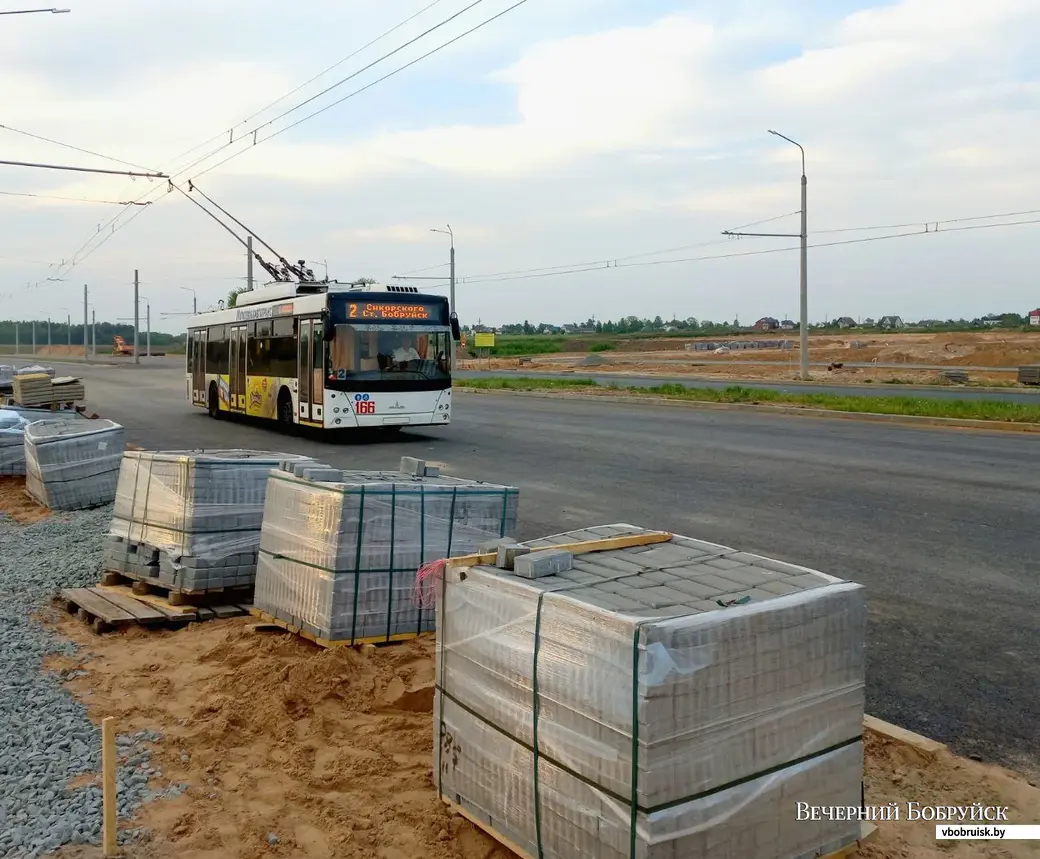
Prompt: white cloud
<box><xmin>0</xmin><ymin>0</ymin><xmax>1038</xmax><ymax>327</ymax></box>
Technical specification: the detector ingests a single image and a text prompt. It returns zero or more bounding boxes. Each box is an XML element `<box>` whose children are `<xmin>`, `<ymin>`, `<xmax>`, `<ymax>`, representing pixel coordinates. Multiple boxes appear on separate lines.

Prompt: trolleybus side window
<box><xmin>206</xmin><ymin>325</ymin><xmax>228</xmax><ymax>375</ymax></box>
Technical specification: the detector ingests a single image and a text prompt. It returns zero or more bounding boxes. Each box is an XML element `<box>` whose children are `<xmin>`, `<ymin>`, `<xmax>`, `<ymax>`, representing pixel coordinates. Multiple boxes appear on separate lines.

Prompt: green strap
<box><xmin>446</xmin><ymin>487</ymin><xmax>457</xmax><ymax>557</ymax></box>
<box><xmin>384</xmin><ymin>484</ymin><xmax>397</xmax><ymax>643</ymax></box>
<box><xmin>532</xmin><ymin>591</ymin><xmax>548</xmax><ymax>858</ymax></box>
<box><xmin>498</xmin><ymin>490</ymin><xmax>509</xmax><ymax>538</ymax></box>
<box><xmin>436</xmin><ymin>532</ymin><xmax>450</xmax><ymax>801</ymax></box>
<box><xmin>628</xmin><ymin>621</ymin><xmax>645</xmax><ymax>859</ymax></box>
<box><xmin>349</xmin><ymin>485</ymin><xmax>366</xmax><ymax>644</ymax></box>
<box><xmin>416</xmin><ymin>485</ymin><xmax>426</xmax><ymax>635</ymax></box>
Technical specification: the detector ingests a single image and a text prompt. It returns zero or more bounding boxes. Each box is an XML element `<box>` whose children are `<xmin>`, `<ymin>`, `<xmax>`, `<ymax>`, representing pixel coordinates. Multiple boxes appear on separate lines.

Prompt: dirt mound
<box><xmin>0</xmin><ymin>475</ymin><xmax>50</xmax><ymax>524</ymax></box>
<box><xmin>51</xmin><ymin>620</ymin><xmax>504</xmax><ymax>859</ymax></box>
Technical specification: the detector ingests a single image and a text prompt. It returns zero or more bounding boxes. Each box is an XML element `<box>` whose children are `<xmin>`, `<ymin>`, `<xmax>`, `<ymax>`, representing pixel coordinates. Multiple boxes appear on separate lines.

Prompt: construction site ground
<box><xmin>38</xmin><ymin>617</ymin><xmax>1040</xmax><ymax>859</ymax></box>
<box><xmin>461</xmin><ymin>331</ymin><xmax>1040</xmax><ymax>386</ymax></box>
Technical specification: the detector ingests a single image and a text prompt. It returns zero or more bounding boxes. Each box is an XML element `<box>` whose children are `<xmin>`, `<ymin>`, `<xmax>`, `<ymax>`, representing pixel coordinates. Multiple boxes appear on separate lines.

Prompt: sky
<box><xmin>0</xmin><ymin>0</ymin><xmax>1038</xmax><ymax>333</ymax></box>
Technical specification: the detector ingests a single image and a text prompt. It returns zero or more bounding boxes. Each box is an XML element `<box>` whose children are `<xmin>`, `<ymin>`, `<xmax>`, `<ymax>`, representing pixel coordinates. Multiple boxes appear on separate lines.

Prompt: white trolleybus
<box><xmin>185</xmin><ymin>280</ymin><xmax>460</xmax><ymax>432</ymax></box>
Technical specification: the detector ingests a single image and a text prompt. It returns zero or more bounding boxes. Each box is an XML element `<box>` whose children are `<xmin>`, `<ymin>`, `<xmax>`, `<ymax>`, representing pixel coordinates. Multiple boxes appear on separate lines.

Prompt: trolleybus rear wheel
<box><xmin>278</xmin><ymin>389</ymin><xmax>295</xmax><ymax>430</ymax></box>
<box><xmin>207</xmin><ymin>383</ymin><xmax>220</xmax><ymax>419</ymax></box>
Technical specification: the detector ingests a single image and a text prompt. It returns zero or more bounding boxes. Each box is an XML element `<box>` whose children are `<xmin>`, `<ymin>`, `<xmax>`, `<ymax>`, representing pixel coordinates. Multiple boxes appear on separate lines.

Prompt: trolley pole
<box><xmin>246</xmin><ymin>235</ymin><xmax>254</xmax><ymax>292</ymax></box>
<box><xmin>133</xmin><ymin>269</ymin><xmax>140</xmax><ymax>365</ymax></box>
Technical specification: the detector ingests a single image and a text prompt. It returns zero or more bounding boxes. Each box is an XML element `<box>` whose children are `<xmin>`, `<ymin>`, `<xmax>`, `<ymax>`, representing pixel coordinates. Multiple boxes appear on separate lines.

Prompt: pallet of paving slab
<box><xmin>60</xmin><ymin>586</ymin><xmax>250</xmax><ymax>634</ymax></box>
<box><xmin>99</xmin><ymin>570</ymin><xmax>254</xmax><ymax>607</ymax></box>
<box><xmin>440</xmin><ymin>798</ymin><xmax>878</xmax><ymax>859</ymax></box>
<box><xmin>248</xmin><ymin>608</ymin><xmax>427</xmax><ymax>649</ymax></box>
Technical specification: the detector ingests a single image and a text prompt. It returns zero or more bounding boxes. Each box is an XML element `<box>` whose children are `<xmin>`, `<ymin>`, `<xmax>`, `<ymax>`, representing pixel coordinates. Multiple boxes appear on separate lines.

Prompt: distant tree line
<box><xmin>0</xmin><ymin>319</ymin><xmax>185</xmax><ymax>347</ymax></box>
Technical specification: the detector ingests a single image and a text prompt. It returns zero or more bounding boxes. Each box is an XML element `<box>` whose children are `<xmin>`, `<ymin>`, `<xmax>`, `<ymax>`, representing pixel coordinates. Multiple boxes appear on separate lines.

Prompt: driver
<box><xmin>392</xmin><ymin>335</ymin><xmax>421</xmax><ymax>366</ymax></box>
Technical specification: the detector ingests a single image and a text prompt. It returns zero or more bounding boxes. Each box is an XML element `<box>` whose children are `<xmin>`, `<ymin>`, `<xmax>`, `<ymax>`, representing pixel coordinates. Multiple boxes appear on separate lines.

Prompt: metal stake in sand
<box><xmin>102</xmin><ymin>716</ymin><xmax>117</xmax><ymax>857</ymax></box>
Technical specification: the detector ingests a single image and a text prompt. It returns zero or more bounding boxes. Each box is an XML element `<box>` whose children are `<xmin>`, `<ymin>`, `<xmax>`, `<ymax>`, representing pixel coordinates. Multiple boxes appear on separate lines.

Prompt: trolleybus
<box><xmin>185</xmin><ymin>280</ymin><xmax>460</xmax><ymax>432</ymax></box>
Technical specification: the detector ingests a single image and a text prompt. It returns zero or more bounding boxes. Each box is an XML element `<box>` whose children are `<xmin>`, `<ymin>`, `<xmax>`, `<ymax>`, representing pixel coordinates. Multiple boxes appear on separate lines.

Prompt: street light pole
<box><xmin>180</xmin><ymin>286</ymin><xmax>197</xmax><ymax>314</ymax></box>
<box><xmin>430</xmin><ymin>224</ymin><xmax>455</xmax><ymax>336</ymax></box>
<box><xmin>768</xmin><ymin>129</ymin><xmax>809</xmax><ymax>381</ymax></box>
<box><xmin>720</xmin><ymin>131</ymin><xmax>809</xmax><ymax>380</ymax></box>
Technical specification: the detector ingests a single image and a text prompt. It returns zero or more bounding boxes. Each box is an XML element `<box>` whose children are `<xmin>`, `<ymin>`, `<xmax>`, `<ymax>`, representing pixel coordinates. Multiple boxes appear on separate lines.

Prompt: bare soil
<box><xmin>0</xmin><ymin>475</ymin><xmax>50</xmax><ymax>523</ymax></box>
<box><xmin>463</xmin><ymin>331</ymin><xmax>1040</xmax><ymax>385</ymax></box>
<box><xmin>38</xmin><ymin>615</ymin><xmax>1040</xmax><ymax>859</ymax></box>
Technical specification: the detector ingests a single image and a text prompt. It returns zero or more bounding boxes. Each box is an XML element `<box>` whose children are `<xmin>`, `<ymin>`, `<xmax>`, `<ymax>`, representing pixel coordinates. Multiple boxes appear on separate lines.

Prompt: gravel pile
<box><xmin>0</xmin><ymin>505</ymin><xmax>182</xmax><ymax>857</ymax></box>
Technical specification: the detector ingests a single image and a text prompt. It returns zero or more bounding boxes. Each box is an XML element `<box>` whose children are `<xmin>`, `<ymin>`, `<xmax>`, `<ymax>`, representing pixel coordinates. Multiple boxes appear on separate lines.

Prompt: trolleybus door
<box><xmin>297</xmin><ymin>317</ymin><xmax>323</xmax><ymax>424</ymax></box>
<box><xmin>190</xmin><ymin>329</ymin><xmax>206</xmax><ymax>403</ymax></box>
<box><xmin>228</xmin><ymin>324</ymin><xmax>247</xmax><ymax>412</ymax></box>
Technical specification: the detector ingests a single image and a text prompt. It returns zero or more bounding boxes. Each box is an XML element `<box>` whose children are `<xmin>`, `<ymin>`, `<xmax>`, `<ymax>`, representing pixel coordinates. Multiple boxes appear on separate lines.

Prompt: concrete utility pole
<box><xmin>32</xmin><ymin>320</ymin><xmax>35</xmax><ymax>354</ymax></box>
<box><xmin>47</xmin><ymin>316</ymin><xmax>51</xmax><ymax>349</ymax></box>
<box><xmin>14</xmin><ymin>323</ymin><xmax>18</xmax><ymax>355</ymax></box>
<box><xmin>246</xmin><ymin>235</ymin><xmax>254</xmax><ymax>292</ymax></box>
<box><xmin>82</xmin><ymin>285</ymin><xmax>88</xmax><ymax>361</ymax></box>
<box><xmin>91</xmin><ymin>309</ymin><xmax>96</xmax><ymax>355</ymax></box>
<box><xmin>146</xmin><ymin>301</ymin><xmax>151</xmax><ymax>357</ymax></box>
<box><xmin>133</xmin><ymin>269</ymin><xmax>140</xmax><ymax>365</ymax></box>
<box><xmin>66</xmin><ymin>312</ymin><xmax>71</xmax><ymax>347</ymax></box>
<box><xmin>721</xmin><ymin>130</ymin><xmax>809</xmax><ymax>380</ymax></box>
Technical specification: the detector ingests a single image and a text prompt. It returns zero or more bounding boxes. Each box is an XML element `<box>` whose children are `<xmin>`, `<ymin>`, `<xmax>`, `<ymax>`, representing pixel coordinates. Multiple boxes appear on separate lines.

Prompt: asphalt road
<box><xmin>456</xmin><ymin>369</ymin><xmax>1040</xmax><ymax>403</ymax></box>
<box><xmin>50</xmin><ymin>363</ymin><xmax>1040</xmax><ymax>778</ymax></box>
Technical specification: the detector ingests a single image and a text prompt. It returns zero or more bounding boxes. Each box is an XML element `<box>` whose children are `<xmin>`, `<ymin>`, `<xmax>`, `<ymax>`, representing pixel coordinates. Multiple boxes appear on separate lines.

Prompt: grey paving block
<box><xmin>24</xmin><ymin>419</ymin><xmax>125</xmax><ymax>511</ymax></box>
<box><xmin>435</xmin><ymin>524</ymin><xmax>866</xmax><ymax>859</ymax></box>
<box><xmin>252</xmin><ymin>469</ymin><xmax>520</xmax><ymax>642</ymax></box>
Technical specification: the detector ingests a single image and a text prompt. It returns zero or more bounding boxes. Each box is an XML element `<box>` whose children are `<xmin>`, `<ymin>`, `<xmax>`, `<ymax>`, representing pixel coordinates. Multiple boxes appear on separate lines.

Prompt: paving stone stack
<box><xmin>253</xmin><ymin>459</ymin><xmax>520</xmax><ymax>643</ymax></box>
<box><xmin>106</xmin><ymin>449</ymin><xmax>318</xmax><ymax>594</ymax></box>
<box><xmin>434</xmin><ymin>524</ymin><xmax>866</xmax><ymax>859</ymax></box>
<box><xmin>0</xmin><ymin>408</ymin><xmax>87</xmax><ymax>476</ymax></box>
<box><xmin>23</xmin><ymin>419</ymin><xmax>125</xmax><ymax>510</ymax></box>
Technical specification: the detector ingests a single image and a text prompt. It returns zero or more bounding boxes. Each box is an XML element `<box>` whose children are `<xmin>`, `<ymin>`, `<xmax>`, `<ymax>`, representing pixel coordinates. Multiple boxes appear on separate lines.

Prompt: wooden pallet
<box><xmin>442</xmin><ymin>798</ymin><xmax>878</xmax><ymax>859</ymax></box>
<box><xmin>248</xmin><ymin>608</ymin><xmax>427</xmax><ymax>649</ymax></box>
<box><xmin>100</xmin><ymin>570</ymin><xmax>254</xmax><ymax>607</ymax></box>
<box><xmin>60</xmin><ymin>586</ymin><xmax>250</xmax><ymax>633</ymax></box>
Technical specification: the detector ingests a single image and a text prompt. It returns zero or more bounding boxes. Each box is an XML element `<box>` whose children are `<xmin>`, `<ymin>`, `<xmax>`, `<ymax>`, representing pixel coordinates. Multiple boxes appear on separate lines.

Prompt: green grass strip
<box><xmin>461</xmin><ymin>377</ymin><xmax>1040</xmax><ymax>423</ymax></box>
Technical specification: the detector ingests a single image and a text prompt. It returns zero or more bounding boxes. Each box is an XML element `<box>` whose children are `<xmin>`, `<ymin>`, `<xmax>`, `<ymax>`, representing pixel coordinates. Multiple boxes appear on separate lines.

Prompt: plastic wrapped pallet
<box><xmin>434</xmin><ymin>524</ymin><xmax>866</xmax><ymax>859</ymax></box>
<box><xmin>107</xmin><ymin>449</ymin><xmax>317</xmax><ymax>593</ymax></box>
<box><xmin>0</xmin><ymin>408</ymin><xmax>85</xmax><ymax>476</ymax></box>
<box><xmin>24</xmin><ymin>418</ymin><xmax>125</xmax><ymax>510</ymax></box>
<box><xmin>253</xmin><ymin>469</ymin><xmax>520</xmax><ymax>644</ymax></box>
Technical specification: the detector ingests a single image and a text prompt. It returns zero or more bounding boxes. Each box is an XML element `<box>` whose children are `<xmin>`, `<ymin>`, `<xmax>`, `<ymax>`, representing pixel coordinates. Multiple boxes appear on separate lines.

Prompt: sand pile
<box><xmin>45</xmin><ymin>614</ymin><xmax>1040</xmax><ymax>859</ymax></box>
<box><xmin>0</xmin><ymin>475</ymin><xmax>51</xmax><ymax>523</ymax></box>
<box><xmin>50</xmin><ymin>621</ymin><xmax>503</xmax><ymax>859</ymax></box>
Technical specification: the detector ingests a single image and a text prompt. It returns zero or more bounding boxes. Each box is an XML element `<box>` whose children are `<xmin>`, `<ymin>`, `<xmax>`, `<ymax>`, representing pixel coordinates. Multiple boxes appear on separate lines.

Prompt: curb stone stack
<box><xmin>253</xmin><ymin>461</ymin><xmax>520</xmax><ymax>643</ymax></box>
<box><xmin>24</xmin><ymin>418</ymin><xmax>125</xmax><ymax>510</ymax></box>
<box><xmin>105</xmin><ymin>449</ymin><xmax>317</xmax><ymax>593</ymax></box>
<box><xmin>434</xmin><ymin>523</ymin><xmax>866</xmax><ymax>859</ymax></box>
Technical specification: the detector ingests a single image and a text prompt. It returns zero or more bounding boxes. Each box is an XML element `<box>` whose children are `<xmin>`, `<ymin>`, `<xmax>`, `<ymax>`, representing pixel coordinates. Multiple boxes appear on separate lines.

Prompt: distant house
<box><xmin>981</xmin><ymin>314</ymin><xmax>1004</xmax><ymax>327</ymax></box>
<box><xmin>835</xmin><ymin>316</ymin><xmax>857</xmax><ymax>329</ymax></box>
<box><xmin>863</xmin><ymin>317</ymin><xmax>876</xmax><ymax>327</ymax></box>
<box><xmin>779</xmin><ymin>319</ymin><xmax>796</xmax><ymax>330</ymax></box>
<box><xmin>1028</xmin><ymin>309</ymin><xmax>1040</xmax><ymax>326</ymax></box>
<box><xmin>753</xmin><ymin>317</ymin><xmax>780</xmax><ymax>331</ymax></box>
<box><xmin>878</xmin><ymin>315</ymin><xmax>904</xmax><ymax>330</ymax></box>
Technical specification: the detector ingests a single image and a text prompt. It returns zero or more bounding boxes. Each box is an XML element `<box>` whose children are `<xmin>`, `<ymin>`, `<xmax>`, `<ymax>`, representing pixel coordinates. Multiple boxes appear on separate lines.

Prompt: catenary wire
<box><xmin>0</xmin><ymin>123</ymin><xmax>159</xmax><ymax>172</ymax></box>
<box><xmin>40</xmin><ymin>0</ymin><xmax>524</xmax><ymax>284</ymax></box>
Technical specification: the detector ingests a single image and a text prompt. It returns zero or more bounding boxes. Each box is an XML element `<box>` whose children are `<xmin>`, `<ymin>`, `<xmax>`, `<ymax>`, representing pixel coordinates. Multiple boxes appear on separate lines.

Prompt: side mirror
<box><xmin>323</xmin><ymin>316</ymin><xmax>335</xmax><ymax>342</ymax></box>
<box><xmin>450</xmin><ymin>313</ymin><xmax>461</xmax><ymax>342</ymax></box>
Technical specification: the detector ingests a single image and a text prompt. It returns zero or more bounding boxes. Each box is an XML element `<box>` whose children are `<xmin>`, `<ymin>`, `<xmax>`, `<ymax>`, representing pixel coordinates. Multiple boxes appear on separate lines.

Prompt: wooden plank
<box><xmin>61</xmin><ymin>588</ymin><xmax>136</xmax><ymax>625</ymax></box>
<box><xmin>442</xmin><ymin>799</ymin><xmax>875</xmax><ymax>859</ymax></box>
<box><xmin>447</xmin><ymin>531</ymin><xmax>674</xmax><ymax>571</ymax></box>
<box><xmin>247</xmin><ymin>608</ymin><xmax>424</xmax><ymax>648</ymax></box>
<box><xmin>97</xmin><ymin>584</ymin><xmax>197</xmax><ymax>618</ymax></box>
<box><xmin>91</xmin><ymin>588</ymin><xmax>166</xmax><ymax>623</ymax></box>
<box><xmin>863</xmin><ymin>715</ymin><xmax>946</xmax><ymax>755</ymax></box>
